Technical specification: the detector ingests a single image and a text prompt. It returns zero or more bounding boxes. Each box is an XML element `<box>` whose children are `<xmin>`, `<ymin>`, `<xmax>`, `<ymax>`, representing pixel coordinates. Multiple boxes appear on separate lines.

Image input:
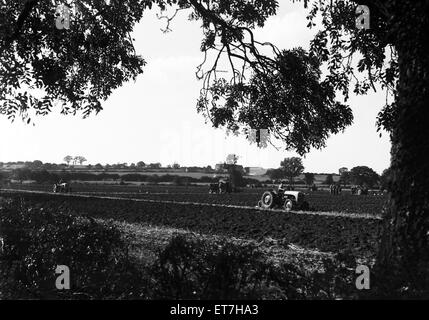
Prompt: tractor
<box><xmin>208</xmin><ymin>179</ymin><xmax>233</xmax><ymax>194</ymax></box>
<box><xmin>257</xmin><ymin>189</ymin><xmax>309</xmax><ymax>211</ymax></box>
<box><xmin>53</xmin><ymin>181</ymin><xmax>71</xmax><ymax>193</ymax></box>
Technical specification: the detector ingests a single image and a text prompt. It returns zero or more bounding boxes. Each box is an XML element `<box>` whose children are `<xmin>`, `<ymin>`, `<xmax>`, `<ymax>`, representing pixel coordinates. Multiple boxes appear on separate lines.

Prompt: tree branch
<box><xmin>3</xmin><ymin>0</ymin><xmax>39</xmax><ymax>47</ymax></box>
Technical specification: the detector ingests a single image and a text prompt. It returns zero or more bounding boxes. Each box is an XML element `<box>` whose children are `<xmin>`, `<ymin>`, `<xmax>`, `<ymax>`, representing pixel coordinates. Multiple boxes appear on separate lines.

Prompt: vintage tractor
<box><xmin>257</xmin><ymin>190</ymin><xmax>309</xmax><ymax>211</ymax></box>
<box><xmin>53</xmin><ymin>182</ymin><xmax>71</xmax><ymax>193</ymax></box>
<box><xmin>208</xmin><ymin>179</ymin><xmax>233</xmax><ymax>194</ymax></box>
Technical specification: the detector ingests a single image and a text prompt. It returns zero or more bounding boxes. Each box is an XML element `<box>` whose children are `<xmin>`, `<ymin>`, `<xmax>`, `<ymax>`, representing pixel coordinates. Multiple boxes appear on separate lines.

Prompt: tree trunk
<box><xmin>377</xmin><ymin>1</ymin><xmax>429</xmax><ymax>297</ymax></box>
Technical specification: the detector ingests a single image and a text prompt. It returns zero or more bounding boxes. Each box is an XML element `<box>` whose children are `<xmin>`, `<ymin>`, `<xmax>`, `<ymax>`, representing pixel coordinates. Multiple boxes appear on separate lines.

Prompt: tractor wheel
<box><xmin>260</xmin><ymin>191</ymin><xmax>276</xmax><ymax>209</ymax></box>
<box><xmin>284</xmin><ymin>199</ymin><xmax>294</xmax><ymax>212</ymax></box>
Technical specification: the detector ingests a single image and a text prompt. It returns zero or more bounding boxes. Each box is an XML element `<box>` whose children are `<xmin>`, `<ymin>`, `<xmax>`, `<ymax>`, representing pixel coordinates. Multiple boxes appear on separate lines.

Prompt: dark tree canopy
<box><xmin>199</xmin><ymin>47</ymin><xmax>353</xmax><ymax>154</ymax></box>
<box><xmin>379</xmin><ymin>167</ymin><xmax>392</xmax><ymax>190</ymax></box>
<box><xmin>349</xmin><ymin>165</ymin><xmax>380</xmax><ymax>188</ymax></box>
<box><xmin>2</xmin><ymin>0</ymin><xmax>358</xmax><ymax>155</ymax></box>
<box><xmin>0</xmin><ymin>0</ymin><xmax>150</xmax><ymax>120</ymax></box>
<box><xmin>0</xmin><ymin>0</ymin><xmax>399</xmax><ymax>153</ymax></box>
<box><xmin>339</xmin><ymin>170</ymin><xmax>351</xmax><ymax>186</ymax></box>
<box><xmin>192</xmin><ymin>0</ymin><xmax>402</xmax><ymax>154</ymax></box>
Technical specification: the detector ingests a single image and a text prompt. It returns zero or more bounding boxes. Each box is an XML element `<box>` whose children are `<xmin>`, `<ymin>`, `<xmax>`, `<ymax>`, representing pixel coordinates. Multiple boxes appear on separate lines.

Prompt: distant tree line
<box><xmin>1</xmin><ymin>169</ymin><xmax>264</xmax><ymax>186</ymax></box>
<box><xmin>63</xmin><ymin>156</ymin><xmax>87</xmax><ymax>166</ymax></box>
<box><xmin>0</xmin><ymin>160</ymin><xmax>389</xmax><ymax>190</ymax></box>
<box><xmin>265</xmin><ymin>157</ymin><xmax>386</xmax><ymax>189</ymax></box>
<box><xmin>0</xmin><ymin>160</ymin><xmax>216</xmax><ymax>173</ymax></box>
<box><xmin>338</xmin><ymin>166</ymin><xmax>382</xmax><ymax>189</ymax></box>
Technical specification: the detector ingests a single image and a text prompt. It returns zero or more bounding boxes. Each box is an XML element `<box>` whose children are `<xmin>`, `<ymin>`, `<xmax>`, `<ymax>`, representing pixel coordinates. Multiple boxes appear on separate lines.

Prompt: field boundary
<box><xmin>0</xmin><ymin>189</ymin><xmax>383</xmax><ymax>220</ymax></box>
<box><xmin>75</xmin><ymin>191</ymin><xmax>263</xmax><ymax>195</ymax></box>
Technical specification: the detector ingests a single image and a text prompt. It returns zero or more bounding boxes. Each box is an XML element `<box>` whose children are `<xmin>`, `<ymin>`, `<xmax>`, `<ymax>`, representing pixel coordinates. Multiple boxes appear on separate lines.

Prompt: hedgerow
<box><xmin>0</xmin><ymin>197</ymin><xmax>146</xmax><ymax>299</ymax></box>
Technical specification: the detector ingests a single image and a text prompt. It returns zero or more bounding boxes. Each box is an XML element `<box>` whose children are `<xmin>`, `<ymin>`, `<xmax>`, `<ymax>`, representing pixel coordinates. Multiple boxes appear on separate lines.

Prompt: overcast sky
<box><xmin>0</xmin><ymin>2</ymin><xmax>392</xmax><ymax>174</ymax></box>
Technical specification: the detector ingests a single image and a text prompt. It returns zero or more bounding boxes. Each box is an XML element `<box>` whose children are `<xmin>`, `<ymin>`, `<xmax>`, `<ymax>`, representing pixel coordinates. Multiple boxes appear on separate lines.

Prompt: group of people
<box><xmin>329</xmin><ymin>184</ymin><xmax>342</xmax><ymax>195</ymax></box>
<box><xmin>351</xmin><ymin>185</ymin><xmax>368</xmax><ymax>195</ymax></box>
<box><xmin>273</xmin><ymin>181</ymin><xmax>373</xmax><ymax>196</ymax></box>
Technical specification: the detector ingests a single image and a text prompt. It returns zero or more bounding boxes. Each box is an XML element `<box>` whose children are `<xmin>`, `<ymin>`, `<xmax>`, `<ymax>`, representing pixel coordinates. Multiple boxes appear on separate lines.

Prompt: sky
<box><xmin>0</xmin><ymin>2</ymin><xmax>392</xmax><ymax>174</ymax></box>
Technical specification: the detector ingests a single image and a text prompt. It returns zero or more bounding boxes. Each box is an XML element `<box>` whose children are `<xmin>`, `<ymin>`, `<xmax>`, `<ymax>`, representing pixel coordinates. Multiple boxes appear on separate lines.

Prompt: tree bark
<box><xmin>377</xmin><ymin>1</ymin><xmax>429</xmax><ymax>297</ymax></box>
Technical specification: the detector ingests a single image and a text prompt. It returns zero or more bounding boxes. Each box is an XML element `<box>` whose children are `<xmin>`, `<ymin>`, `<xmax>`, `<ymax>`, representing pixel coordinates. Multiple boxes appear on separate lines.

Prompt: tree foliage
<box><xmin>198</xmin><ymin>47</ymin><xmax>353</xmax><ymax>154</ymax></box>
<box><xmin>225</xmin><ymin>154</ymin><xmax>239</xmax><ymax>165</ymax></box>
<box><xmin>379</xmin><ymin>167</ymin><xmax>392</xmax><ymax>190</ymax></box>
<box><xmin>0</xmin><ymin>0</ymin><xmax>146</xmax><ymax>121</ymax></box>
<box><xmin>306</xmin><ymin>0</ymin><xmax>399</xmax><ymax>134</ymax></box>
<box><xmin>349</xmin><ymin>166</ymin><xmax>380</xmax><ymax>188</ymax></box>
<box><xmin>63</xmin><ymin>155</ymin><xmax>73</xmax><ymax>165</ymax></box>
<box><xmin>280</xmin><ymin>157</ymin><xmax>304</xmax><ymax>184</ymax></box>
<box><xmin>304</xmin><ymin>172</ymin><xmax>315</xmax><ymax>186</ymax></box>
<box><xmin>339</xmin><ymin>170</ymin><xmax>351</xmax><ymax>186</ymax></box>
<box><xmin>74</xmin><ymin>155</ymin><xmax>87</xmax><ymax>165</ymax></box>
<box><xmin>1</xmin><ymin>0</ymin><xmax>356</xmax><ymax>155</ymax></box>
<box><xmin>136</xmin><ymin>161</ymin><xmax>146</xmax><ymax>168</ymax></box>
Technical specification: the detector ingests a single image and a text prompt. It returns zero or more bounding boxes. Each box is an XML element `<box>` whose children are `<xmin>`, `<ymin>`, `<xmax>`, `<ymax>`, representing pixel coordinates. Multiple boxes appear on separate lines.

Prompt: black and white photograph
<box><xmin>0</xmin><ymin>0</ymin><xmax>428</xmax><ymax>306</ymax></box>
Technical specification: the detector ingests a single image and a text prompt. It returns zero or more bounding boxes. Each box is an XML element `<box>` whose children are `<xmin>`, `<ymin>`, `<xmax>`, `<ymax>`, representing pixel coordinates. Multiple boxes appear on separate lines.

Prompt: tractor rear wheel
<box><xmin>260</xmin><ymin>191</ymin><xmax>276</xmax><ymax>209</ymax></box>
